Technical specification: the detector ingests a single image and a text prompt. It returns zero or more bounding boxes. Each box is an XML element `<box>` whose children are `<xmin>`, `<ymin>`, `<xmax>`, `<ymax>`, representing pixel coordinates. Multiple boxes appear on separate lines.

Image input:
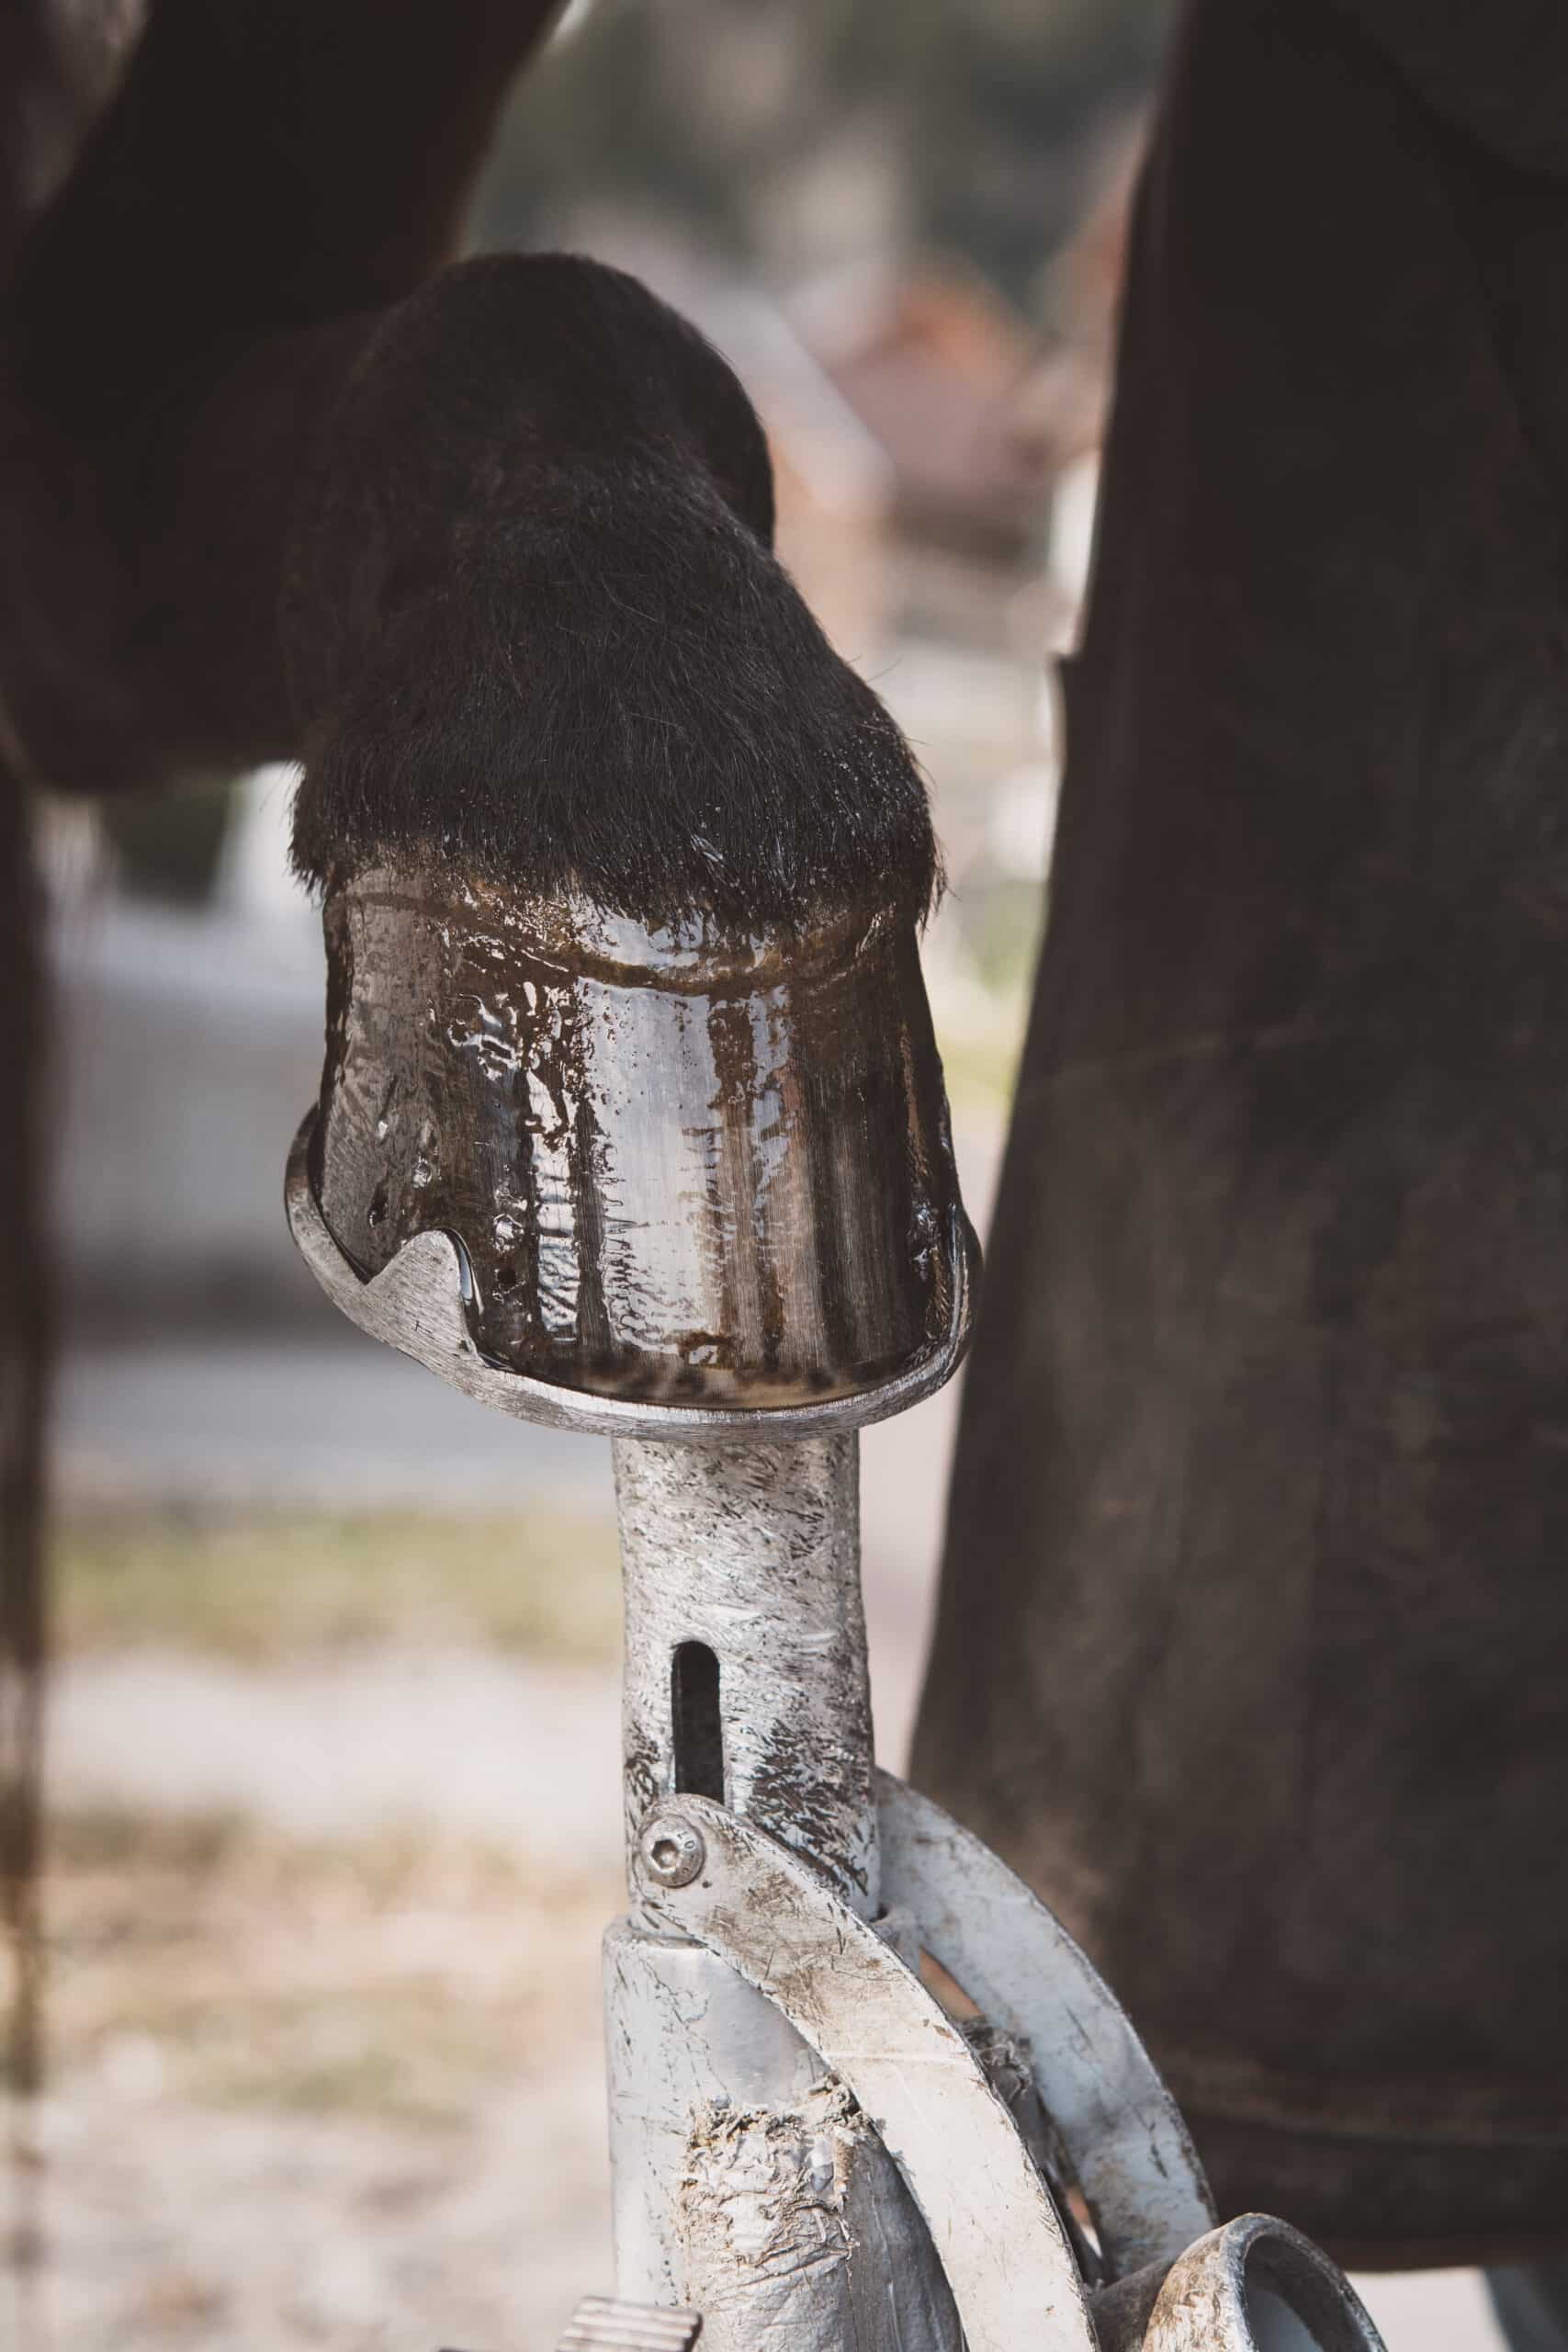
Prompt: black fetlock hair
<box><xmin>287</xmin><ymin>254</ymin><xmax>940</xmax><ymax>932</ymax></box>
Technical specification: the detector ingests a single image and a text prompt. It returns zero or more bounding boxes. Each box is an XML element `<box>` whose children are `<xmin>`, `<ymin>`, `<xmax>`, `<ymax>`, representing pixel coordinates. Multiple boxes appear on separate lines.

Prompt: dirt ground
<box><xmin>15</xmin><ymin>1508</ymin><xmax>623</xmax><ymax>2351</ymax></box>
<box><xmin>29</xmin><ymin>1805</ymin><xmax>618</xmax><ymax>2351</ymax></box>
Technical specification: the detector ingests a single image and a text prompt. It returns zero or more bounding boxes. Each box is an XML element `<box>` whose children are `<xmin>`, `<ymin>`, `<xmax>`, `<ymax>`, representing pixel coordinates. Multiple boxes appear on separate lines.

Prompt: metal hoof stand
<box><xmin>288</xmin><ymin>879</ymin><xmax>1385</xmax><ymax>2352</ymax></box>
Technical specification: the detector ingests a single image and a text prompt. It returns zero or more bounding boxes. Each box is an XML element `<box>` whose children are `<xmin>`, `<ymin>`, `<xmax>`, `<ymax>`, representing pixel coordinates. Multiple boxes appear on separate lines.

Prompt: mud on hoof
<box><xmin>310</xmin><ymin>865</ymin><xmax>963</xmax><ymax>1405</ymax></box>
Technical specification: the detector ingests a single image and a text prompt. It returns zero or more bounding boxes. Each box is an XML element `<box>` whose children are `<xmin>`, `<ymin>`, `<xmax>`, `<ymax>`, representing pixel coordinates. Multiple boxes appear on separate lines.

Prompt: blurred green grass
<box><xmin>54</xmin><ymin>1507</ymin><xmax>623</xmax><ymax>1663</ymax></box>
<box><xmin>51</xmin><ymin>1806</ymin><xmax>615</xmax><ymax>2129</ymax></box>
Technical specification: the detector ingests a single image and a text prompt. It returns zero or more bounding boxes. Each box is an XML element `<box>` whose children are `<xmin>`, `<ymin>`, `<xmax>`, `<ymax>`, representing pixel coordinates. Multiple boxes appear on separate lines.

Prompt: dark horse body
<box><xmin>0</xmin><ymin>0</ymin><xmax>934</xmax><ymax>2140</ymax></box>
<box><xmin>5</xmin><ymin>0</ymin><xmax>1568</xmax><ymax>2283</ymax></box>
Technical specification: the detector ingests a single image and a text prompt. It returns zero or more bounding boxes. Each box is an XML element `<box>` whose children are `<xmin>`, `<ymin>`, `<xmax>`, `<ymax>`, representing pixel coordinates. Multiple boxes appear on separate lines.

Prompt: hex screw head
<box><xmin>640</xmin><ymin>1814</ymin><xmax>705</xmax><ymax>1889</ymax></box>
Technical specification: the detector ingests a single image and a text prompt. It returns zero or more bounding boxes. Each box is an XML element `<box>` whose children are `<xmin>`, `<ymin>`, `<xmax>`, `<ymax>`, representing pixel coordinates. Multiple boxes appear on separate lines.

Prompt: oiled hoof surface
<box><xmin>312</xmin><ymin>865</ymin><xmax>965</xmax><ymax>1408</ymax></box>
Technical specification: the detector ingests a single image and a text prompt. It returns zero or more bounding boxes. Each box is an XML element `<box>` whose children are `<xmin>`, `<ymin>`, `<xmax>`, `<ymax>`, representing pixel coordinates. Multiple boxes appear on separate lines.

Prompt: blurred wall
<box><xmin>50</xmin><ymin>780</ymin><xmax>331</xmax><ymax>1335</ymax></box>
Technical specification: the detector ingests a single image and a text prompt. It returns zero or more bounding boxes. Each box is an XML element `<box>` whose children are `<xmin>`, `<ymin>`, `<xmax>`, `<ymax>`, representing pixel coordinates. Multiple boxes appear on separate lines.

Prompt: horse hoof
<box><xmin>308</xmin><ymin>863</ymin><xmax>972</xmax><ymax>1410</ymax></box>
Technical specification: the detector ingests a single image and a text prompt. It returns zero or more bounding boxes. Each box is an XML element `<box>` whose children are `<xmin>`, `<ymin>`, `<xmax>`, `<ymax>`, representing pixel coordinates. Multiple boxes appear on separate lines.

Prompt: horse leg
<box><xmin>0</xmin><ymin>0</ymin><xmax>552</xmax><ymax>2126</ymax></box>
<box><xmin>0</xmin><ymin>0</ymin><xmax>940</xmax><ymax>2107</ymax></box>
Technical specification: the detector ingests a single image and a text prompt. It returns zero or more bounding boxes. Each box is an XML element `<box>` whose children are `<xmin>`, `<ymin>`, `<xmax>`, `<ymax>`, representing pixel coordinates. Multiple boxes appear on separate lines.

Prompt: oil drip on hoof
<box><xmin>309</xmin><ymin>865</ymin><xmax>971</xmax><ymax>1409</ymax></box>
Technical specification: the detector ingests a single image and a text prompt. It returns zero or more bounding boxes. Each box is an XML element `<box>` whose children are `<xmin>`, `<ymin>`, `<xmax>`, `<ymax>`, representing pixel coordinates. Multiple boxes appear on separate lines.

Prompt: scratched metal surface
<box><xmin>634</xmin><ymin>1794</ymin><xmax>1099</xmax><ymax>2352</ymax></box>
<box><xmin>613</xmin><ymin>1433</ymin><xmax>876</xmax><ymax>1915</ymax></box>
<box><xmin>876</xmin><ymin>1768</ymin><xmax>1215</xmax><ymax>2278</ymax></box>
<box><xmin>1127</xmin><ymin>2217</ymin><xmax>1385</xmax><ymax>2352</ymax></box>
<box><xmin>603</xmin><ymin>1923</ymin><xmax>960</xmax><ymax>2352</ymax></box>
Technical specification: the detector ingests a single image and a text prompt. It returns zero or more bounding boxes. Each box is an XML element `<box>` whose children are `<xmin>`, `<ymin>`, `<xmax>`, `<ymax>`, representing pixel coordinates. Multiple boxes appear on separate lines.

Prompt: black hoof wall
<box><xmin>310</xmin><ymin>864</ymin><xmax>971</xmax><ymax>1410</ymax></box>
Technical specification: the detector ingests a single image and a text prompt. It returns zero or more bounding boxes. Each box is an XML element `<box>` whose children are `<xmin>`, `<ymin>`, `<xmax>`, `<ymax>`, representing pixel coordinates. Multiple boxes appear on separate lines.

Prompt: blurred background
<box><xmin>30</xmin><ymin>4</ymin><xmax>1499</xmax><ymax>2346</ymax></box>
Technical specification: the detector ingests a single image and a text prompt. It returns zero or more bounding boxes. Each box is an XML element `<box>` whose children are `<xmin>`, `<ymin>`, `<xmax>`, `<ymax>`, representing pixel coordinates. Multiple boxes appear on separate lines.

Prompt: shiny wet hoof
<box><xmin>308</xmin><ymin>863</ymin><xmax>970</xmax><ymax>1410</ymax></box>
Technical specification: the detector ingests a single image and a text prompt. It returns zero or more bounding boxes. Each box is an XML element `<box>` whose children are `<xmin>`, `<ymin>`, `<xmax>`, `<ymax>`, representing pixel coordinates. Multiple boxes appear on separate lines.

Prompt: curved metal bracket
<box><xmin>1140</xmin><ymin>2215</ymin><xmax>1385</xmax><ymax>2352</ymax></box>
<box><xmin>285</xmin><ymin>1110</ymin><xmax>977</xmax><ymax>1442</ymax></box>
<box><xmin>632</xmin><ymin>1795</ymin><xmax>1098</xmax><ymax>2352</ymax></box>
<box><xmin>876</xmin><ymin>1770</ymin><xmax>1215</xmax><ymax>2278</ymax></box>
